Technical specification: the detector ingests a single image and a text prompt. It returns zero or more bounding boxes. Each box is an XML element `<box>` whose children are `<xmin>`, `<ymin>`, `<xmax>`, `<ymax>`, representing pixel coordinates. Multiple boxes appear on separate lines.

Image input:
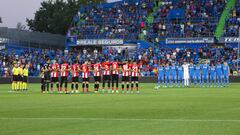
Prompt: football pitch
<box><xmin>0</xmin><ymin>83</ymin><xmax>240</xmax><ymax>135</ymax></box>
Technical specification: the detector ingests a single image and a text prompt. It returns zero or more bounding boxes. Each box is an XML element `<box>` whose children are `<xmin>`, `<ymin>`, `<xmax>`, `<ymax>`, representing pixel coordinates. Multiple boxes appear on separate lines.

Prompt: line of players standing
<box><xmin>157</xmin><ymin>60</ymin><xmax>230</xmax><ymax>88</ymax></box>
<box><xmin>41</xmin><ymin>59</ymin><xmax>140</xmax><ymax>94</ymax></box>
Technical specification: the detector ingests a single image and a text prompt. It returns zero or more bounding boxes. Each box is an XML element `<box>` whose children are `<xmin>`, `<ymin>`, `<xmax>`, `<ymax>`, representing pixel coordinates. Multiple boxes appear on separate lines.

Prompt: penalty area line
<box><xmin>0</xmin><ymin>118</ymin><xmax>240</xmax><ymax>122</ymax></box>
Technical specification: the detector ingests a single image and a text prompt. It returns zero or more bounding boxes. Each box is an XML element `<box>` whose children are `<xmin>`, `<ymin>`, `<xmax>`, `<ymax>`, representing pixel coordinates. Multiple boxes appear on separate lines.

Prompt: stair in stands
<box><xmin>215</xmin><ymin>0</ymin><xmax>236</xmax><ymax>38</ymax></box>
<box><xmin>139</xmin><ymin>1</ymin><xmax>162</xmax><ymax>40</ymax></box>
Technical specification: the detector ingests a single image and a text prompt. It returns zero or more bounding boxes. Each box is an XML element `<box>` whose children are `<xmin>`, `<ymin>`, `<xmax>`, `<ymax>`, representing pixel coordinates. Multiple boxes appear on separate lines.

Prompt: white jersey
<box><xmin>182</xmin><ymin>64</ymin><xmax>189</xmax><ymax>79</ymax></box>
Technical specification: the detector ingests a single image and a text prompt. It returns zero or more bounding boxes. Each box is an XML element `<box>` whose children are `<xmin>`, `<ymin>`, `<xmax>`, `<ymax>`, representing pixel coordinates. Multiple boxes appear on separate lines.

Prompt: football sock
<box><xmin>71</xmin><ymin>84</ymin><xmax>74</xmax><ymax>90</ymax></box>
<box><xmin>86</xmin><ymin>84</ymin><xmax>89</xmax><ymax>92</ymax></box>
<box><xmin>82</xmin><ymin>83</ymin><xmax>85</xmax><ymax>92</ymax></box>
<box><xmin>57</xmin><ymin>83</ymin><xmax>59</xmax><ymax>91</ymax></box>
<box><xmin>76</xmin><ymin>84</ymin><xmax>78</xmax><ymax>90</ymax></box>
<box><xmin>12</xmin><ymin>82</ymin><xmax>15</xmax><ymax>90</ymax></box>
<box><xmin>51</xmin><ymin>83</ymin><xmax>53</xmax><ymax>91</ymax></box>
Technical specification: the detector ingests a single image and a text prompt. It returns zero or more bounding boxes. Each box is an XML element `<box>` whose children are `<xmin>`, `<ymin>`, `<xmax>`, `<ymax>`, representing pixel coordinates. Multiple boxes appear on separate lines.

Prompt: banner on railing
<box><xmin>0</xmin><ymin>37</ymin><xmax>9</xmax><ymax>43</ymax></box>
<box><xmin>0</xmin><ymin>45</ymin><xmax>5</xmax><ymax>50</ymax></box>
<box><xmin>166</xmin><ymin>37</ymin><xmax>214</xmax><ymax>44</ymax></box>
<box><xmin>218</xmin><ymin>37</ymin><xmax>240</xmax><ymax>43</ymax></box>
<box><xmin>76</xmin><ymin>39</ymin><xmax>124</xmax><ymax>45</ymax></box>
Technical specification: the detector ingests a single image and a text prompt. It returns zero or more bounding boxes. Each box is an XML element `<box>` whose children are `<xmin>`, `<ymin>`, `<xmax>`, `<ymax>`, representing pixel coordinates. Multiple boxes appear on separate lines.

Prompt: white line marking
<box><xmin>0</xmin><ymin>118</ymin><xmax>240</xmax><ymax>122</ymax></box>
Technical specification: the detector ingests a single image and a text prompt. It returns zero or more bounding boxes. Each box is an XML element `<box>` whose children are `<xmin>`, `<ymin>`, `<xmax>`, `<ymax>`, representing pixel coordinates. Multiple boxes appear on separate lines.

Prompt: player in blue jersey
<box><xmin>170</xmin><ymin>63</ymin><xmax>177</xmax><ymax>87</ymax></box>
<box><xmin>177</xmin><ymin>62</ymin><xmax>184</xmax><ymax>87</ymax></box>
<box><xmin>201</xmin><ymin>60</ymin><xmax>209</xmax><ymax>87</ymax></box>
<box><xmin>189</xmin><ymin>61</ymin><xmax>195</xmax><ymax>86</ymax></box>
<box><xmin>195</xmin><ymin>63</ymin><xmax>202</xmax><ymax>86</ymax></box>
<box><xmin>222</xmin><ymin>61</ymin><xmax>229</xmax><ymax>86</ymax></box>
<box><xmin>157</xmin><ymin>63</ymin><xmax>165</xmax><ymax>89</ymax></box>
<box><xmin>164</xmin><ymin>63</ymin><xmax>170</xmax><ymax>87</ymax></box>
<box><xmin>209</xmin><ymin>62</ymin><xmax>216</xmax><ymax>87</ymax></box>
<box><xmin>216</xmin><ymin>61</ymin><xmax>223</xmax><ymax>87</ymax></box>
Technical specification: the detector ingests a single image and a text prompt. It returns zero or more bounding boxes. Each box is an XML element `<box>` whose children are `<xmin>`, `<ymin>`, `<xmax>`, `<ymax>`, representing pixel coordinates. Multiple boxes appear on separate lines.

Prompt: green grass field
<box><xmin>1</xmin><ymin>83</ymin><xmax>240</xmax><ymax>135</ymax></box>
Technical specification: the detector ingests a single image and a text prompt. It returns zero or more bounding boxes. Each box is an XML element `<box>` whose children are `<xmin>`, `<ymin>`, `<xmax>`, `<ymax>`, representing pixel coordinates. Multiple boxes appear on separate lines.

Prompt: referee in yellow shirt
<box><xmin>12</xmin><ymin>63</ymin><xmax>19</xmax><ymax>91</ymax></box>
<box><xmin>22</xmin><ymin>64</ymin><xmax>29</xmax><ymax>91</ymax></box>
<box><xmin>17</xmin><ymin>64</ymin><xmax>24</xmax><ymax>91</ymax></box>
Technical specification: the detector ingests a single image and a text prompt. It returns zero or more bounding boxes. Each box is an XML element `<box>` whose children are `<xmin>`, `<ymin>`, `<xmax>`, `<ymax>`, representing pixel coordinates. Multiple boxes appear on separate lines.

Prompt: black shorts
<box><xmin>122</xmin><ymin>76</ymin><xmax>130</xmax><ymax>82</ymax></box>
<box><xmin>41</xmin><ymin>78</ymin><xmax>44</xmax><ymax>83</ymax></box>
<box><xmin>131</xmin><ymin>76</ymin><xmax>138</xmax><ymax>82</ymax></box>
<box><xmin>103</xmin><ymin>75</ymin><xmax>111</xmax><ymax>81</ymax></box>
<box><xmin>18</xmin><ymin>75</ymin><xmax>23</xmax><ymax>81</ymax></box>
<box><xmin>61</xmin><ymin>77</ymin><xmax>68</xmax><ymax>83</ymax></box>
<box><xmin>112</xmin><ymin>74</ymin><xmax>119</xmax><ymax>81</ymax></box>
<box><xmin>82</xmin><ymin>78</ymin><xmax>89</xmax><ymax>82</ymax></box>
<box><xmin>51</xmin><ymin>77</ymin><xmax>59</xmax><ymax>83</ymax></box>
<box><xmin>23</xmin><ymin>76</ymin><xmax>28</xmax><ymax>82</ymax></box>
<box><xmin>13</xmin><ymin>75</ymin><xmax>18</xmax><ymax>81</ymax></box>
<box><xmin>44</xmin><ymin>73</ymin><xmax>51</xmax><ymax>81</ymax></box>
<box><xmin>72</xmin><ymin>77</ymin><xmax>79</xmax><ymax>82</ymax></box>
<box><xmin>94</xmin><ymin>76</ymin><xmax>101</xmax><ymax>82</ymax></box>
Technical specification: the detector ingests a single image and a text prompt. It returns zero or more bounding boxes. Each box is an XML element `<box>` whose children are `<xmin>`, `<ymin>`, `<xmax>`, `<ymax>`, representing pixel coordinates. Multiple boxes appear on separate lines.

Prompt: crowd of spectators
<box><xmin>68</xmin><ymin>0</ymin><xmax>154</xmax><ymax>41</ymax></box>
<box><xmin>1</xmin><ymin>45</ymin><xmax>239</xmax><ymax>77</ymax></box>
<box><xmin>148</xmin><ymin>0</ymin><xmax>226</xmax><ymax>42</ymax></box>
<box><xmin>224</xmin><ymin>0</ymin><xmax>240</xmax><ymax>37</ymax></box>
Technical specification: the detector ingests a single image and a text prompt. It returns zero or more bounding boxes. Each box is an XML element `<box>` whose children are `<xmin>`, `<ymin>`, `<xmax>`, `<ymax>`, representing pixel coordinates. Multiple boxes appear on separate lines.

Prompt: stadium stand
<box><xmin>148</xmin><ymin>0</ymin><xmax>226</xmax><ymax>42</ymax></box>
<box><xmin>1</xmin><ymin>44</ymin><xmax>239</xmax><ymax>77</ymax></box>
<box><xmin>68</xmin><ymin>0</ymin><xmax>154</xmax><ymax>40</ymax></box>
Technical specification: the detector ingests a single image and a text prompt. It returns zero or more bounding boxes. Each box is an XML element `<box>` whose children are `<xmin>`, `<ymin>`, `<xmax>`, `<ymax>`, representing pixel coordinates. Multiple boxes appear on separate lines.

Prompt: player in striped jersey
<box><xmin>50</xmin><ymin>61</ymin><xmax>60</xmax><ymax>92</ymax></box>
<box><xmin>92</xmin><ymin>61</ymin><xmax>101</xmax><ymax>93</ymax></box>
<box><xmin>102</xmin><ymin>59</ymin><xmax>111</xmax><ymax>93</ymax></box>
<box><xmin>60</xmin><ymin>60</ymin><xmax>70</xmax><ymax>93</ymax></box>
<box><xmin>130</xmin><ymin>61</ymin><xmax>140</xmax><ymax>93</ymax></box>
<box><xmin>71</xmin><ymin>60</ymin><xmax>79</xmax><ymax>93</ymax></box>
<box><xmin>111</xmin><ymin>59</ymin><xmax>120</xmax><ymax>93</ymax></box>
<box><xmin>121</xmin><ymin>60</ymin><xmax>131</xmax><ymax>93</ymax></box>
<box><xmin>80</xmin><ymin>61</ymin><xmax>90</xmax><ymax>93</ymax></box>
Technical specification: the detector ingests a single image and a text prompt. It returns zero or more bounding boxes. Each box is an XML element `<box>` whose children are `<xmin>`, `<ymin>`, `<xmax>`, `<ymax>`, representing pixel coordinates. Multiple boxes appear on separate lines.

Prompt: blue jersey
<box><xmin>202</xmin><ymin>64</ymin><xmax>209</xmax><ymax>75</ymax></box>
<box><xmin>177</xmin><ymin>66</ymin><xmax>183</xmax><ymax>77</ymax></box>
<box><xmin>189</xmin><ymin>64</ymin><xmax>195</xmax><ymax>76</ymax></box>
<box><xmin>195</xmin><ymin>65</ymin><xmax>201</xmax><ymax>76</ymax></box>
<box><xmin>210</xmin><ymin>66</ymin><xmax>216</xmax><ymax>76</ymax></box>
<box><xmin>216</xmin><ymin>64</ymin><xmax>223</xmax><ymax>75</ymax></box>
<box><xmin>222</xmin><ymin>65</ymin><xmax>229</xmax><ymax>76</ymax></box>
<box><xmin>157</xmin><ymin>66</ymin><xmax>164</xmax><ymax>76</ymax></box>
<box><xmin>165</xmin><ymin>66</ymin><xmax>170</xmax><ymax>76</ymax></box>
<box><xmin>170</xmin><ymin>66</ymin><xmax>177</xmax><ymax>76</ymax></box>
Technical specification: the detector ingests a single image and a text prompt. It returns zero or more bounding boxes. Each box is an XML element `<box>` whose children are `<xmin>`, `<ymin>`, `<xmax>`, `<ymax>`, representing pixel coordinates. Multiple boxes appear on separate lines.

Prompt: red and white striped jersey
<box><xmin>122</xmin><ymin>63</ymin><xmax>130</xmax><ymax>76</ymax></box>
<box><xmin>80</xmin><ymin>64</ymin><xmax>89</xmax><ymax>78</ymax></box>
<box><xmin>112</xmin><ymin>62</ymin><xmax>119</xmax><ymax>75</ymax></box>
<box><xmin>131</xmin><ymin>64</ymin><xmax>140</xmax><ymax>77</ymax></box>
<box><xmin>60</xmin><ymin>63</ymin><xmax>69</xmax><ymax>77</ymax></box>
<box><xmin>128</xmin><ymin>64</ymin><xmax>132</xmax><ymax>77</ymax></box>
<box><xmin>71</xmin><ymin>63</ymin><xmax>79</xmax><ymax>77</ymax></box>
<box><xmin>51</xmin><ymin>63</ymin><xmax>59</xmax><ymax>77</ymax></box>
<box><xmin>93</xmin><ymin>63</ymin><xmax>101</xmax><ymax>76</ymax></box>
<box><xmin>102</xmin><ymin>62</ymin><xmax>111</xmax><ymax>75</ymax></box>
